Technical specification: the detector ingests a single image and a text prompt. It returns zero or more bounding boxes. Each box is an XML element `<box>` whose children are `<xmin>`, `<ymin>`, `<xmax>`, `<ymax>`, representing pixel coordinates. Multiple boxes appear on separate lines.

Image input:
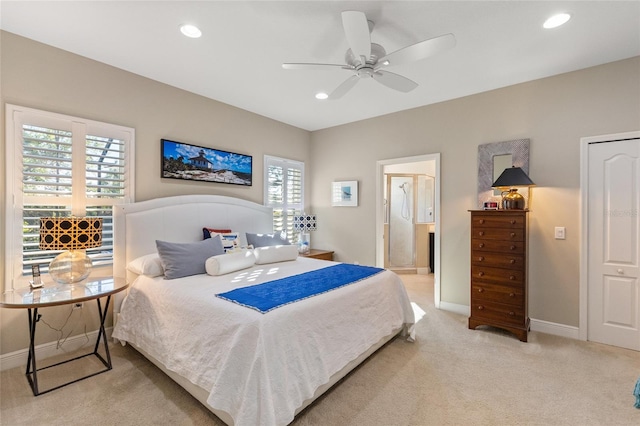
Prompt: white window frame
<box><xmin>4</xmin><ymin>104</ymin><xmax>135</xmax><ymax>290</ymax></box>
<box><xmin>263</xmin><ymin>155</ymin><xmax>304</xmax><ymax>240</ymax></box>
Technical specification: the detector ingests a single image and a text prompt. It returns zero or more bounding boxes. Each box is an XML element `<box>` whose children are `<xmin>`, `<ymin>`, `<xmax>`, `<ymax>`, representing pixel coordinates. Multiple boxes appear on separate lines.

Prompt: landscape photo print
<box><xmin>161</xmin><ymin>139</ymin><xmax>252</xmax><ymax>186</ymax></box>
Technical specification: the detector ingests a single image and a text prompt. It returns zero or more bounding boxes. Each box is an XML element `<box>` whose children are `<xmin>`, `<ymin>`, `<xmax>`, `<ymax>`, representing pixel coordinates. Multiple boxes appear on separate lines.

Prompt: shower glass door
<box><xmin>388</xmin><ymin>175</ymin><xmax>415</xmax><ymax>268</ymax></box>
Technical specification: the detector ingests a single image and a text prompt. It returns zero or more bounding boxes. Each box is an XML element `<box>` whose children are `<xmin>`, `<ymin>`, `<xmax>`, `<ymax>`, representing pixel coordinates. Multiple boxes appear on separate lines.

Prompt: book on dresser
<box><xmin>468</xmin><ymin>210</ymin><xmax>529</xmax><ymax>342</ymax></box>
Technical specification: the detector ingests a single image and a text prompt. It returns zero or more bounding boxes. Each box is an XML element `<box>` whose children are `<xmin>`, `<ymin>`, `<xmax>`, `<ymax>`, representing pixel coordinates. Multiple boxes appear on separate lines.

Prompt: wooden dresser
<box><xmin>468</xmin><ymin>210</ymin><xmax>529</xmax><ymax>342</ymax></box>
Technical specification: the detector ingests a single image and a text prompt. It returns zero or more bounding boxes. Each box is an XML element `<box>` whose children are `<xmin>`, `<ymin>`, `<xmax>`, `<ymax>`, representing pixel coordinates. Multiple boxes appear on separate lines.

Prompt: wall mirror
<box><xmin>477</xmin><ymin>139</ymin><xmax>530</xmax><ymax>208</ymax></box>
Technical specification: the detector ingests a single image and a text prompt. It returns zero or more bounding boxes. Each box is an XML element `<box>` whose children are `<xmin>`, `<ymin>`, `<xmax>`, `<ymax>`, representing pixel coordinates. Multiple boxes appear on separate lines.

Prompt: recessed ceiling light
<box><xmin>315</xmin><ymin>92</ymin><xmax>329</xmax><ymax>100</ymax></box>
<box><xmin>543</xmin><ymin>13</ymin><xmax>571</xmax><ymax>29</ymax></box>
<box><xmin>180</xmin><ymin>24</ymin><xmax>202</xmax><ymax>38</ymax></box>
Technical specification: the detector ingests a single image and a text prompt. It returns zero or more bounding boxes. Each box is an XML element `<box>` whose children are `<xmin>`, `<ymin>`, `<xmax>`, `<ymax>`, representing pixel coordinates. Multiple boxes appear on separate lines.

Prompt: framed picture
<box><xmin>161</xmin><ymin>139</ymin><xmax>252</xmax><ymax>186</ymax></box>
<box><xmin>332</xmin><ymin>180</ymin><xmax>358</xmax><ymax>207</ymax></box>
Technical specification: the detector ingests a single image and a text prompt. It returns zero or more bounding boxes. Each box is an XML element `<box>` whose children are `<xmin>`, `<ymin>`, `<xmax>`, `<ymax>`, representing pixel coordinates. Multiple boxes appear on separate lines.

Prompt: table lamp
<box><xmin>39</xmin><ymin>217</ymin><xmax>103</xmax><ymax>284</ymax></box>
<box><xmin>491</xmin><ymin>166</ymin><xmax>535</xmax><ymax>210</ymax></box>
<box><xmin>292</xmin><ymin>214</ymin><xmax>317</xmax><ymax>254</ymax></box>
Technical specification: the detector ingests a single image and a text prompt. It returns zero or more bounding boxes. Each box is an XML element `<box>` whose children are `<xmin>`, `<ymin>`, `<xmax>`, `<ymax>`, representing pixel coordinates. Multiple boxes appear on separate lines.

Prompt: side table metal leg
<box><xmin>25</xmin><ymin>308</ymin><xmax>40</xmax><ymax>396</ymax></box>
<box><xmin>93</xmin><ymin>296</ymin><xmax>112</xmax><ymax>369</ymax></box>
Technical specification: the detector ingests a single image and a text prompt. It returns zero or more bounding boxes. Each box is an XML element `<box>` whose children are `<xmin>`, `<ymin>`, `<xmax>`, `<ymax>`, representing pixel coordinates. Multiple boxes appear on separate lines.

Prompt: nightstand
<box><xmin>300</xmin><ymin>249</ymin><xmax>334</xmax><ymax>261</ymax></box>
<box><xmin>0</xmin><ymin>277</ymin><xmax>128</xmax><ymax>395</ymax></box>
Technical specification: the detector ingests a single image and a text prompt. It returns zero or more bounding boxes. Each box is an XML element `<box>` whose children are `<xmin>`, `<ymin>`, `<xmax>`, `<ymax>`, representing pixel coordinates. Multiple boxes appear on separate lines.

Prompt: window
<box><xmin>5</xmin><ymin>105</ymin><xmax>135</xmax><ymax>289</ymax></box>
<box><xmin>264</xmin><ymin>155</ymin><xmax>304</xmax><ymax>241</ymax></box>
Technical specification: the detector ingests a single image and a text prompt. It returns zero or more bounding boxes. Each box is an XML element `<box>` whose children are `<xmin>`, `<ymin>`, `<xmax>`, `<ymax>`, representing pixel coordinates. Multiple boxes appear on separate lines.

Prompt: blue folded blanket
<box><xmin>634</xmin><ymin>376</ymin><xmax>640</xmax><ymax>409</ymax></box>
<box><xmin>216</xmin><ymin>263</ymin><xmax>384</xmax><ymax>313</ymax></box>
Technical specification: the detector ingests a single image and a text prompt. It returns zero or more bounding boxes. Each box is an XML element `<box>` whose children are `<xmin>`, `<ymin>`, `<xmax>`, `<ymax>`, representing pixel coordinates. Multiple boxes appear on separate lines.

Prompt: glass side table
<box><xmin>0</xmin><ymin>277</ymin><xmax>128</xmax><ymax>396</ymax></box>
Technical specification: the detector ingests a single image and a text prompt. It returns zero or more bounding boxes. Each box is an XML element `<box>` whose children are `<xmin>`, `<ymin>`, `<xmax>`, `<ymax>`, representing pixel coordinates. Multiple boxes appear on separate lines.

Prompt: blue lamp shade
<box><xmin>292</xmin><ymin>214</ymin><xmax>317</xmax><ymax>232</ymax></box>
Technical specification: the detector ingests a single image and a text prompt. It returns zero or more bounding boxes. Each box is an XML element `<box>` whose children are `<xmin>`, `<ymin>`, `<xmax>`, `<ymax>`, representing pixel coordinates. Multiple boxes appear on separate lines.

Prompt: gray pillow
<box><xmin>156</xmin><ymin>236</ymin><xmax>224</xmax><ymax>280</ymax></box>
<box><xmin>245</xmin><ymin>232</ymin><xmax>291</xmax><ymax>248</ymax></box>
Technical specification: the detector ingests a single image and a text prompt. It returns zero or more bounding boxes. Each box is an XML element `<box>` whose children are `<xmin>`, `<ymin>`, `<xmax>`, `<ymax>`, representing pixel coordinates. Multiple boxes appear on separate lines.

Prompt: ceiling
<box><xmin>1</xmin><ymin>1</ymin><xmax>639</xmax><ymax>131</ymax></box>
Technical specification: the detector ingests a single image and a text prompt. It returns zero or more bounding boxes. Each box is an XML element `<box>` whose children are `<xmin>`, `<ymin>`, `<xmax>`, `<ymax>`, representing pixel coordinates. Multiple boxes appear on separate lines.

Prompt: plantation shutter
<box><xmin>5</xmin><ymin>105</ymin><xmax>135</xmax><ymax>286</ymax></box>
<box><xmin>264</xmin><ymin>156</ymin><xmax>304</xmax><ymax>240</ymax></box>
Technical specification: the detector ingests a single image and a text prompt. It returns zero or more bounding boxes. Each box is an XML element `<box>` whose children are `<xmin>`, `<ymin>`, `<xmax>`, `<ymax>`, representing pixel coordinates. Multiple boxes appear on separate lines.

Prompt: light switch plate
<box><xmin>554</xmin><ymin>227</ymin><xmax>566</xmax><ymax>240</ymax></box>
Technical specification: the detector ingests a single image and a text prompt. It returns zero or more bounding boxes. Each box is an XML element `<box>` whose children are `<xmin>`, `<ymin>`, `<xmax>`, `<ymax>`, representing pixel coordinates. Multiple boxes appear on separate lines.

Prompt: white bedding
<box><xmin>112</xmin><ymin>257</ymin><xmax>415</xmax><ymax>426</ymax></box>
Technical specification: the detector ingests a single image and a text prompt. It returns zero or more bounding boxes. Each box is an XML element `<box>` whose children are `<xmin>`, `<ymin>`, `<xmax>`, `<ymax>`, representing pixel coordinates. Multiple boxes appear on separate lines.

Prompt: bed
<box><xmin>111</xmin><ymin>195</ymin><xmax>415</xmax><ymax>426</ymax></box>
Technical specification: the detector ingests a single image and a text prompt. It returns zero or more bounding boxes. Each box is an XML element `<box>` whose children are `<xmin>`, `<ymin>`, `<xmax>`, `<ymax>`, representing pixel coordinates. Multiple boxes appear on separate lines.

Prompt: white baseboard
<box><xmin>437</xmin><ymin>303</ymin><xmax>581</xmax><ymax>340</ymax></box>
<box><xmin>0</xmin><ymin>327</ymin><xmax>113</xmax><ymax>372</ymax></box>
<box><xmin>417</xmin><ymin>268</ymin><xmax>431</xmax><ymax>275</ymax></box>
<box><xmin>438</xmin><ymin>301</ymin><xmax>470</xmax><ymax>316</ymax></box>
<box><xmin>529</xmin><ymin>318</ymin><xmax>580</xmax><ymax>340</ymax></box>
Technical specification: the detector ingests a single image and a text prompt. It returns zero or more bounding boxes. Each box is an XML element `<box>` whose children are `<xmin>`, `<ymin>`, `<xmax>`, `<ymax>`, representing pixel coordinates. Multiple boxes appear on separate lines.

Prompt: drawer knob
<box><xmin>478</xmin><ymin>305</ymin><xmax>484</xmax><ymax>310</ymax></box>
<box><xmin>478</xmin><ymin>271</ymin><xmax>485</xmax><ymax>277</ymax></box>
<box><xmin>510</xmin><ymin>275</ymin><xmax>516</xmax><ymax>280</ymax></box>
<box><xmin>478</xmin><ymin>288</ymin><xmax>484</xmax><ymax>293</ymax></box>
<box><xmin>479</xmin><ymin>219</ymin><xmax>485</xmax><ymax>224</ymax></box>
<box><xmin>510</xmin><ymin>259</ymin><xmax>515</xmax><ymax>264</ymax></box>
<box><xmin>509</xmin><ymin>293</ymin><xmax>515</xmax><ymax>297</ymax></box>
<box><xmin>510</xmin><ymin>220</ymin><xmax>516</xmax><ymax>225</ymax></box>
<box><xmin>479</xmin><ymin>231</ymin><xmax>485</xmax><ymax>236</ymax></box>
<box><xmin>478</xmin><ymin>256</ymin><xmax>484</xmax><ymax>262</ymax></box>
<box><xmin>509</xmin><ymin>311</ymin><xmax>515</xmax><ymax>316</ymax></box>
<box><xmin>510</xmin><ymin>245</ymin><xmax>516</xmax><ymax>250</ymax></box>
<box><xmin>510</xmin><ymin>232</ymin><xmax>516</xmax><ymax>238</ymax></box>
<box><xmin>479</xmin><ymin>243</ymin><xmax>485</xmax><ymax>248</ymax></box>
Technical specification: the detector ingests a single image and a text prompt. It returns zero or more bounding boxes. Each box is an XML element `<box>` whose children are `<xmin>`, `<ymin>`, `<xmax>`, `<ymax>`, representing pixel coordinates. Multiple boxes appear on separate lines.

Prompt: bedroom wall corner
<box><xmin>309</xmin><ymin>56</ymin><xmax>640</xmax><ymax>331</ymax></box>
<box><xmin>0</xmin><ymin>30</ymin><xmax>312</xmax><ymax>356</ymax></box>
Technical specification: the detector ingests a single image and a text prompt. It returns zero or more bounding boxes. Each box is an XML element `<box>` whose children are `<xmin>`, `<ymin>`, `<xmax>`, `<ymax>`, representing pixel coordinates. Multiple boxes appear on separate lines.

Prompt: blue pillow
<box><xmin>156</xmin><ymin>236</ymin><xmax>224</xmax><ymax>280</ymax></box>
<box><xmin>245</xmin><ymin>232</ymin><xmax>291</xmax><ymax>248</ymax></box>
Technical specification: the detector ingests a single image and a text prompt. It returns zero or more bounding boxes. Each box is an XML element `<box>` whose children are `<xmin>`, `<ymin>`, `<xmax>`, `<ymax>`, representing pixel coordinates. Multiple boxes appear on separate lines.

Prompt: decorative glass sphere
<box><xmin>49</xmin><ymin>251</ymin><xmax>93</xmax><ymax>284</ymax></box>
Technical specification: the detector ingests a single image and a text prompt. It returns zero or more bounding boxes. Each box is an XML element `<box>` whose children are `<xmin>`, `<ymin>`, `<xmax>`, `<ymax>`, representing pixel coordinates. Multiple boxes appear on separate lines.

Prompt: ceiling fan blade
<box><xmin>329</xmin><ymin>75</ymin><xmax>360</xmax><ymax>99</ymax></box>
<box><xmin>341</xmin><ymin>11</ymin><xmax>371</xmax><ymax>65</ymax></box>
<box><xmin>372</xmin><ymin>70</ymin><xmax>418</xmax><ymax>93</ymax></box>
<box><xmin>282</xmin><ymin>63</ymin><xmax>348</xmax><ymax>71</ymax></box>
<box><xmin>378</xmin><ymin>33</ymin><xmax>456</xmax><ymax>68</ymax></box>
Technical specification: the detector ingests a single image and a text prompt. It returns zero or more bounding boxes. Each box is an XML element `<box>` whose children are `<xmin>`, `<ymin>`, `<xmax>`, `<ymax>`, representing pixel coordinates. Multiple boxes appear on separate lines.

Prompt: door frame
<box><xmin>376</xmin><ymin>153</ymin><xmax>441</xmax><ymax>307</ymax></box>
<box><xmin>579</xmin><ymin>130</ymin><xmax>640</xmax><ymax>341</ymax></box>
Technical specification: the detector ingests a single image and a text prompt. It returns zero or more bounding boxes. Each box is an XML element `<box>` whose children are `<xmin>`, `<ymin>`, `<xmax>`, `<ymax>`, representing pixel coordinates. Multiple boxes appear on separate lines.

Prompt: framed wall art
<box><xmin>332</xmin><ymin>180</ymin><xmax>358</xmax><ymax>207</ymax></box>
<box><xmin>161</xmin><ymin>139</ymin><xmax>252</xmax><ymax>186</ymax></box>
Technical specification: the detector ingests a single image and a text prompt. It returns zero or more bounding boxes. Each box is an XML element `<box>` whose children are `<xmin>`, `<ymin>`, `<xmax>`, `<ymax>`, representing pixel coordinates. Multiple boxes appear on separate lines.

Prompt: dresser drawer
<box><xmin>471</xmin><ymin>214</ymin><xmax>525</xmax><ymax>229</ymax></box>
<box><xmin>471</xmin><ymin>252</ymin><xmax>524</xmax><ymax>268</ymax></box>
<box><xmin>471</xmin><ymin>265</ymin><xmax>524</xmax><ymax>285</ymax></box>
<box><xmin>471</xmin><ymin>283</ymin><xmax>524</xmax><ymax>306</ymax></box>
<box><xmin>471</xmin><ymin>239</ymin><xmax>524</xmax><ymax>254</ymax></box>
<box><xmin>470</xmin><ymin>227</ymin><xmax>524</xmax><ymax>241</ymax></box>
<box><xmin>470</xmin><ymin>300</ymin><xmax>526</xmax><ymax>326</ymax></box>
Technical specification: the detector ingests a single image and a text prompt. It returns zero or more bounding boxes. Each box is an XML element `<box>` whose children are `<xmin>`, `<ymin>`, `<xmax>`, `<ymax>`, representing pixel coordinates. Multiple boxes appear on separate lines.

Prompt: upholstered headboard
<box><xmin>113</xmin><ymin>195</ymin><xmax>273</xmax><ymax>310</ymax></box>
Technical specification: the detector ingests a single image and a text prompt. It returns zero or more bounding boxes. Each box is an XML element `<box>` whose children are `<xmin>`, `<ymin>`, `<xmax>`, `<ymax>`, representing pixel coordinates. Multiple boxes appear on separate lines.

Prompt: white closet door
<box><xmin>588</xmin><ymin>137</ymin><xmax>640</xmax><ymax>350</ymax></box>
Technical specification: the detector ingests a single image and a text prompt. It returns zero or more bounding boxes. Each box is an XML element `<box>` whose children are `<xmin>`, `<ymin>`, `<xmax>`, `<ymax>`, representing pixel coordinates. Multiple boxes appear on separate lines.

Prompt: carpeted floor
<box><xmin>1</xmin><ymin>274</ymin><xmax>639</xmax><ymax>425</ymax></box>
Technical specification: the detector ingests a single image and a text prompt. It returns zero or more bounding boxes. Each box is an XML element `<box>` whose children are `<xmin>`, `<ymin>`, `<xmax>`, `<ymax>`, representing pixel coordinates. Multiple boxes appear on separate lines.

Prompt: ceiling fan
<box><xmin>282</xmin><ymin>10</ymin><xmax>456</xmax><ymax>99</ymax></box>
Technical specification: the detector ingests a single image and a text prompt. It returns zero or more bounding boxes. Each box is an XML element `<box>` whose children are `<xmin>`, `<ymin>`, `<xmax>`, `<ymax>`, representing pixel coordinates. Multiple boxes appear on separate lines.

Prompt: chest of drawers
<box><xmin>468</xmin><ymin>210</ymin><xmax>529</xmax><ymax>342</ymax></box>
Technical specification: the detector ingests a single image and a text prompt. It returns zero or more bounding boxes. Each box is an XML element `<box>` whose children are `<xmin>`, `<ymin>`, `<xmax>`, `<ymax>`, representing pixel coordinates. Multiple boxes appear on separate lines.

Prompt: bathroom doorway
<box><xmin>384</xmin><ymin>174</ymin><xmax>435</xmax><ymax>272</ymax></box>
<box><xmin>376</xmin><ymin>154</ymin><xmax>441</xmax><ymax>307</ymax></box>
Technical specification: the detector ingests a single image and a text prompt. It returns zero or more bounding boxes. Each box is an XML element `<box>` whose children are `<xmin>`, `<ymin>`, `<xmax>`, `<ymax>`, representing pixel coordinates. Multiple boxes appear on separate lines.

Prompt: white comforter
<box><xmin>112</xmin><ymin>258</ymin><xmax>415</xmax><ymax>426</ymax></box>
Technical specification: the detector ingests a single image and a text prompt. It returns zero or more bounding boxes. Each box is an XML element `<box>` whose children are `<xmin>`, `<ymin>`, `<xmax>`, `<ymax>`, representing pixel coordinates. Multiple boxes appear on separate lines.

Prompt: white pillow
<box><xmin>127</xmin><ymin>253</ymin><xmax>164</xmax><ymax>277</ymax></box>
<box><xmin>206</xmin><ymin>250</ymin><xmax>256</xmax><ymax>276</ymax></box>
<box><xmin>253</xmin><ymin>244</ymin><xmax>298</xmax><ymax>265</ymax></box>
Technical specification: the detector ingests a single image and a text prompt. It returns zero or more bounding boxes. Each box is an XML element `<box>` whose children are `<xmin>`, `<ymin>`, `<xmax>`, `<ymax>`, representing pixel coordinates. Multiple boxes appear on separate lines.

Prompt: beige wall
<box><xmin>1</xmin><ymin>29</ymin><xmax>639</xmax><ymax>356</ymax></box>
<box><xmin>309</xmin><ymin>56</ymin><xmax>640</xmax><ymax>327</ymax></box>
<box><xmin>0</xmin><ymin>32</ymin><xmax>310</xmax><ymax>354</ymax></box>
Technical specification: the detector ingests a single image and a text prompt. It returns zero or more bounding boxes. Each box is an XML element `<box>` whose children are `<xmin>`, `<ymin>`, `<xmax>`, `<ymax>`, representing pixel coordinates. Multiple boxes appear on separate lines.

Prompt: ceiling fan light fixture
<box><xmin>315</xmin><ymin>92</ymin><xmax>329</xmax><ymax>100</ymax></box>
<box><xmin>283</xmin><ymin>10</ymin><xmax>455</xmax><ymax>99</ymax></box>
<box><xmin>543</xmin><ymin>13</ymin><xmax>571</xmax><ymax>29</ymax></box>
<box><xmin>180</xmin><ymin>24</ymin><xmax>202</xmax><ymax>38</ymax></box>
